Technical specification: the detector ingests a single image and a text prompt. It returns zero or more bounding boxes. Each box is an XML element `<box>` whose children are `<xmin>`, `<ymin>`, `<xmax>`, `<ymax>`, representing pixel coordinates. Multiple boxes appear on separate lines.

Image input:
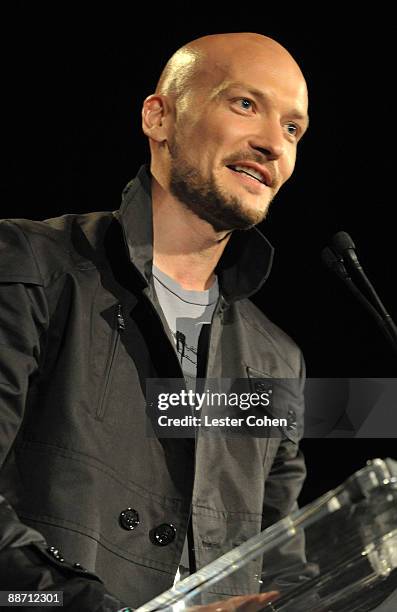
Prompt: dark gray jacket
<box><xmin>0</xmin><ymin>166</ymin><xmax>306</xmax><ymax>607</ymax></box>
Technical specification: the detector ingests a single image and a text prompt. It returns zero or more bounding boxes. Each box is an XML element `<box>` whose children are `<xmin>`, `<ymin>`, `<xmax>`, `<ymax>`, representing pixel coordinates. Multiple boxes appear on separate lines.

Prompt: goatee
<box><xmin>168</xmin><ymin>145</ymin><xmax>270</xmax><ymax>232</ymax></box>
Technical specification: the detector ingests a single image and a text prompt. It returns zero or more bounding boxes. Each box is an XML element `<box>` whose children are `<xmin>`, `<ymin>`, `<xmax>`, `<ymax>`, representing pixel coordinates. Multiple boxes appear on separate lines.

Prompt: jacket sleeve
<box><xmin>0</xmin><ymin>221</ymin><xmax>127</xmax><ymax>611</ymax></box>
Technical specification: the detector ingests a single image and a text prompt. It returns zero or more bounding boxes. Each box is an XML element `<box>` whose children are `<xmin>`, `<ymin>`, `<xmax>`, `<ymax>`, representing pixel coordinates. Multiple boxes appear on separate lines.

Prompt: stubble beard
<box><xmin>168</xmin><ymin>141</ymin><xmax>272</xmax><ymax>233</ymax></box>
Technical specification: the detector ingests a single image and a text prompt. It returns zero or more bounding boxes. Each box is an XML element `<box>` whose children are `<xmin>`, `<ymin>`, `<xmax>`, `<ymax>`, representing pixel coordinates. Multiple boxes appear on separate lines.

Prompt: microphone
<box><xmin>331</xmin><ymin>232</ymin><xmax>397</xmax><ymax>337</ymax></box>
<box><xmin>323</xmin><ymin>232</ymin><xmax>397</xmax><ymax>355</ymax></box>
<box><xmin>331</xmin><ymin>231</ymin><xmax>362</xmax><ymax>270</ymax></box>
<box><xmin>321</xmin><ymin>246</ymin><xmax>350</xmax><ymax>281</ymax></box>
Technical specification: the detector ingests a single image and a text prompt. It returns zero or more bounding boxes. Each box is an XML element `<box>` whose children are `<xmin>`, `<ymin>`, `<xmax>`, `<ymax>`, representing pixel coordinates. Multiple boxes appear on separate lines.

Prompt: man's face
<box><xmin>167</xmin><ymin>50</ymin><xmax>309</xmax><ymax>232</ymax></box>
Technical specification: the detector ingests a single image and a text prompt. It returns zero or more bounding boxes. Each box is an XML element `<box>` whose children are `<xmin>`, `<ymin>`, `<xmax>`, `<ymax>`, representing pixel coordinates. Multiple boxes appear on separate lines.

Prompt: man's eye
<box><xmin>286</xmin><ymin>123</ymin><xmax>299</xmax><ymax>137</ymax></box>
<box><xmin>238</xmin><ymin>98</ymin><xmax>253</xmax><ymax>110</ymax></box>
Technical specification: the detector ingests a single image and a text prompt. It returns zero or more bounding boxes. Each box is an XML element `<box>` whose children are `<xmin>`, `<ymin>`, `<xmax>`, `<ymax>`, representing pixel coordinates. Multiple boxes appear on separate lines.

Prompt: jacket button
<box><xmin>46</xmin><ymin>545</ymin><xmax>64</xmax><ymax>562</ymax></box>
<box><xmin>73</xmin><ymin>562</ymin><xmax>87</xmax><ymax>572</ymax></box>
<box><xmin>119</xmin><ymin>508</ymin><xmax>140</xmax><ymax>530</ymax></box>
<box><xmin>254</xmin><ymin>382</ymin><xmax>270</xmax><ymax>393</ymax></box>
<box><xmin>149</xmin><ymin>523</ymin><xmax>176</xmax><ymax>546</ymax></box>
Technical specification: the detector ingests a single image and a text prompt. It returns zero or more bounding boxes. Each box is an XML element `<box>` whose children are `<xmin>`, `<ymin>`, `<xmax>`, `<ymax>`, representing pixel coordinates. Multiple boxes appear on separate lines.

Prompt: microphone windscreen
<box><xmin>331</xmin><ymin>231</ymin><xmax>356</xmax><ymax>254</ymax></box>
<box><xmin>321</xmin><ymin>246</ymin><xmax>338</xmax><ymax>270</ymax></box>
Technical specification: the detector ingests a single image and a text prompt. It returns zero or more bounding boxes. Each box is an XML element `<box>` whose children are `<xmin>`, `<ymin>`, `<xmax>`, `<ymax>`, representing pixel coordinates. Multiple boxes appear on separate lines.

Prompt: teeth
<box><xmin>232</xmin><ymin>165</ymin><xmax>265</xmax><ymax>184</ymax></box>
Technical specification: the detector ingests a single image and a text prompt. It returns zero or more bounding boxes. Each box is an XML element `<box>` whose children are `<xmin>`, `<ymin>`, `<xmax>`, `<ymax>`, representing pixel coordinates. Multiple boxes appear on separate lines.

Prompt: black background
<box><xmin>2</xmin><ymin>4</ymin><xmax>396</xmax><ymax>504</ymax></box>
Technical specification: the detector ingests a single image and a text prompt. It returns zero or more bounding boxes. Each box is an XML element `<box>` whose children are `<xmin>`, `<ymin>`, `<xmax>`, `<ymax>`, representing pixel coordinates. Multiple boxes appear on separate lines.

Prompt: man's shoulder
<box><xmin>0</xmin><ymin>211</ymin><xmax>114</xmax><ymax>286</ymax></box>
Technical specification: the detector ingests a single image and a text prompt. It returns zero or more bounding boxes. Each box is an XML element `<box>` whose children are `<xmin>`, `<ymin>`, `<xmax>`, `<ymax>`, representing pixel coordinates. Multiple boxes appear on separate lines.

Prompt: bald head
<box><xmin>156</xmin><ymin>33</ymin><xmax>307</xmax><ymax>108</ymax></box>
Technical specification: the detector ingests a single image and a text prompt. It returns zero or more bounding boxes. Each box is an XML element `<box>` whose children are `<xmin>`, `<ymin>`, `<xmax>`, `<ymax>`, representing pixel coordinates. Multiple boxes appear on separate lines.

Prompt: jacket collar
<box><xmin>116</xmin><ymin>165</ymin><xmax>274</xmax><ymax>303</ymax></box>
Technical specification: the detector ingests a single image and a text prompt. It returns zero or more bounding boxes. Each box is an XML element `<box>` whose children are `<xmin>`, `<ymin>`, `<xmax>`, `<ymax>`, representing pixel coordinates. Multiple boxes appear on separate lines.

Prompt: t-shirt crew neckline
<box><xmin>152</xmin><ymin>265</ymin><xmax>218</xmax><ymax>306</ymax></box>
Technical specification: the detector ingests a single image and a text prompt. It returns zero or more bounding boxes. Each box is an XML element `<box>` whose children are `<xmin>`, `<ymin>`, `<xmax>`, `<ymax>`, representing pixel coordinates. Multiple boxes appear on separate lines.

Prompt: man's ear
<box><xmin>142</xmin><ymin>94</ymin><xmax>172</xmax><ymax>142</ymax></box>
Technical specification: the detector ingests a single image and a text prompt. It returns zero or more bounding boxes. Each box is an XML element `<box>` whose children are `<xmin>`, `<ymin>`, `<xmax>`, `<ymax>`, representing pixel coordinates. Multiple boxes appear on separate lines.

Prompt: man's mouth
<box><xmin>226</xmin><ymin>164</ymin><xmax>271</xmax><ymax>187</ymax></box>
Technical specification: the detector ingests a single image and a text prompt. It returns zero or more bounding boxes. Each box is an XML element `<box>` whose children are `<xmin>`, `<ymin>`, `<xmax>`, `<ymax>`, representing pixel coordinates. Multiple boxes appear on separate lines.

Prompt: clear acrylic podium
<box><xmin>135</xmin><ymin>458</ymin><xmax>397</xmax><ymax>612</ymax></box>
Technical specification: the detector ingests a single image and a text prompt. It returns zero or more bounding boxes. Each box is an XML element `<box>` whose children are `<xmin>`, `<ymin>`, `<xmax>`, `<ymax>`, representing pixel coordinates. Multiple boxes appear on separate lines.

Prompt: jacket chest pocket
<box><xmin>94</xmin><ymin>302</ymin><xmax>126</xmax><ymax>420</ymax></box>
<box><xmin>246</xmin><ymin>366</ymin><xmax>302</xmax><ymax>444</ymax></box>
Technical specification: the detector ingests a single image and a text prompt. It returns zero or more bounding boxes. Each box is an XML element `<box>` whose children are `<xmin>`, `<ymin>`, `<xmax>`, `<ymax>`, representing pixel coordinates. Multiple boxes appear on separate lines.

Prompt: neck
<box><xmin>151</xmin><ymin>176</ymin><xmax>231</xmax><ymax>291</ymax></box>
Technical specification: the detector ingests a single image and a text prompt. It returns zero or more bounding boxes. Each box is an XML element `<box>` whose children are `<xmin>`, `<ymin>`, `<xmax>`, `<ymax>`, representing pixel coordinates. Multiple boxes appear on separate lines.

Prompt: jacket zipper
<box><xmin>97</xmin><ymin>303</ymin><xmax>125</xmax><ymax>420</ymax></box>
<box><xmin>203</xmin><ymin>295</ymin><xmax>225</xmax><ymax>380</ymax></box>
<box><xmin>188</xmin><ymin>296</ymin><xmax>224</xmax><ymax>570</ymax></box>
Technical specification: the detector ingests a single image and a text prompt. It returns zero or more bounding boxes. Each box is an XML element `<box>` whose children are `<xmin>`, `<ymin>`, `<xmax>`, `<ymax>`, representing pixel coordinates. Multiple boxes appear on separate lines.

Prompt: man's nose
<box><xmin>249</xmin><ymin>121</ymin><xmax>286</xmax><ymax>161</ymax></box>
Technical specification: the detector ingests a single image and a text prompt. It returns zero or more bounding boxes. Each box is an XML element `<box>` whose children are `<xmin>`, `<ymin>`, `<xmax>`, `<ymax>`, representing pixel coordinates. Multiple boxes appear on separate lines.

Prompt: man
<box><xmin>0</xmin><ymin>32</ymin><xmax>309</xmax><ymax>609</ymax></box>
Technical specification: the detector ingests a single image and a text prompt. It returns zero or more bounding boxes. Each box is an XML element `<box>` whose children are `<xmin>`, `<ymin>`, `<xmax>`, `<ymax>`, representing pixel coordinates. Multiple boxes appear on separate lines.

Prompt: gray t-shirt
<box><xmin>153</xmin><ymin>265</ymin><xmax>219</xmax><ymax>382</ymax></box>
